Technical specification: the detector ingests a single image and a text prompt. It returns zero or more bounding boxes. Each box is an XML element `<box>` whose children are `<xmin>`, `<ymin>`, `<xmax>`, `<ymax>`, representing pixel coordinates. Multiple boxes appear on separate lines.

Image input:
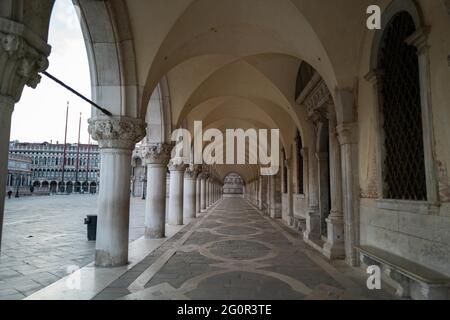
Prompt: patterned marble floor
<box><xmin>94</xmin><ymin>197</ymin><xmax>393</xmax><ymax>300</ymax></box>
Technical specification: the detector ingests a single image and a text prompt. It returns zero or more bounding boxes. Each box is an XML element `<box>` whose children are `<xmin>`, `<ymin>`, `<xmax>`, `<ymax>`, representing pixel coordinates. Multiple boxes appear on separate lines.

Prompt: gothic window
<box><xmin>378</xmin><ymin>12</ymin><xmax>426</xmax><ymax>201</ymax></box>
<box><xmin>295</xmin><ymin>130</ymin><xmax>304</xmax><ymax>194</ymax></box>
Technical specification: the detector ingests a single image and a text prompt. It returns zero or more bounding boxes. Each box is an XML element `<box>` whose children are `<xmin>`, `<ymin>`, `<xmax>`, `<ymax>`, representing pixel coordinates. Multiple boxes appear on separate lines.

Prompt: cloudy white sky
<box><xmin>10</xmin><ymin>0</ymin><xmax>92</xmax><ymax>144</ymax></box>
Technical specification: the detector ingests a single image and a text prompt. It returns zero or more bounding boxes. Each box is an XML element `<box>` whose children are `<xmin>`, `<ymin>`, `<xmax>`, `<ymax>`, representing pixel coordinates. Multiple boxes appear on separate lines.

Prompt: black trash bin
<box><xmin>84</xmin><ymin>215</ymin><xmax>97</xmax><ymax>241</ymax></box>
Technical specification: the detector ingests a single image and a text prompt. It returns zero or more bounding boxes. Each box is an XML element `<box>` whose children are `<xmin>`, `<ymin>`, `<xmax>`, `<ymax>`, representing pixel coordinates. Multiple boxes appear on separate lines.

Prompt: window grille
<box><xmin>378</xmin><ymin>12</ymin><xmax>427</xmax><ymax>201</ymax></box>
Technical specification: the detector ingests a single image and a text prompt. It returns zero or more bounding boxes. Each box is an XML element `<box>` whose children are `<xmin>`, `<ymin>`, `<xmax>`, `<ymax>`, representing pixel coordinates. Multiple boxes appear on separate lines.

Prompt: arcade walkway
<box><xmin>92</xmin><ymin>197</ymin><xmax>393</xmax><ymax>300</ymax></box>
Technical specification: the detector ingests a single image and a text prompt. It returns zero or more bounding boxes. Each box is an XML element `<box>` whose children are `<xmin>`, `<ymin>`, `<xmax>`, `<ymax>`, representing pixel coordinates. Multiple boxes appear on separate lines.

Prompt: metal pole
<box><xmin>75</xmin><ymin>113</ymin><xmax>81</xmax><ymax>192</ymax></box>
<box><xmin>42</xmin><ymin>71</ymin><xmax>112</xmax><ymax>116</ymax></box>
<box><xmin>61</xmin><ymin>102</ymin><xmax>69</xmax><ymax>193</ymax></box>
<box><xmin>86</xmin><ymin>134</ymin><xmax>90</xmax><ymax>192</ymax></box>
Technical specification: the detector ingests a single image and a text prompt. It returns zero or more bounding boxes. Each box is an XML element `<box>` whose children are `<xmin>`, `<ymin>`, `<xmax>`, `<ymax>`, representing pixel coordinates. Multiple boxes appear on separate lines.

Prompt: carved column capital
<box><xmin>184</xmin><ymin>166</ymin><xmax>198</xmax><ymax>179</ymax></box>
<box><xmin>199</xmin><ymin>172</ymin><xmax>210</xmax><ymax>180</ymax></box>
<box><xmin>88</xmin><ymin>117</ymin><xmax>146</xmax><ymax>150</ymax></box>
<box><xmin>0</xmin><ymin>30</ymin><xmax>50</xmax><ymax>101</ymax></box>
<box><xmin>187</xmin><ymin>164</ymin><xmax>202</xmax><ymax>179</ymax></box>
<box><xmin>140</xmin><ymin>143</ymin><xmax>172</xmax><ymax>165</ymax></box>
<box><xmin>168</xmin><ymin>159</ymin><xmax>187</xmax><ymax>172</ymax></box>
<box><xmin>337</xmin><ymin>122</ymin><xmax>358</xmax><ymax>145</ymax></box>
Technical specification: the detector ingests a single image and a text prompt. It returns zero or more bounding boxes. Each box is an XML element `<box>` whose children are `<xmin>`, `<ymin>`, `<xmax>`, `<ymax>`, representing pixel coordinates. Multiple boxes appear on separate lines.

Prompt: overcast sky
<box><xmin>10</xmin><ymin>0</ymin><xmax>92</xmax><ymax>144</ymax></box>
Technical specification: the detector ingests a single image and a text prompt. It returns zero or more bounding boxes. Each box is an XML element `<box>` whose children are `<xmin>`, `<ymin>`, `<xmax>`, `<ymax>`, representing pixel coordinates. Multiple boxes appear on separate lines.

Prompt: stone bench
<box><xmin>357</xmin><ymin>245</ymin><xmax>450</xmax><ymax>300</ymax></box>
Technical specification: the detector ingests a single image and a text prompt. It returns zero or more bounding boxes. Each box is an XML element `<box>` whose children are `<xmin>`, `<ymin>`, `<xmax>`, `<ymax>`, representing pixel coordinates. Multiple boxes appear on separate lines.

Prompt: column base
<box><xmin>323</xmin><ymin>242</ymin><xmax>346</xmax><ymax>260</ymax></box>
<box><xmin>323</xmin><ymin>215</ymin><xmax>345</xmax><ymax>259</ymax></box>
<box><xmin>95</xmin><ymin>250</ymin><xmax>128</xmax><ymax>267</ymax></box>
<box><xmin>145</xmin><ymin>227</ymin><xmax>165</xmax><ymax>239</ymax></box>
<box><xmin>303</xmin><ymin>209</ymin><xmax>321</xmax><ymax>241</ymax></box>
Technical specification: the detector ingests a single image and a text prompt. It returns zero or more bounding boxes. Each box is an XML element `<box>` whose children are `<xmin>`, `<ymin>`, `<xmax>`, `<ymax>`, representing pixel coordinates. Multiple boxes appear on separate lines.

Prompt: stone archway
<box><xmin>50</xmin><ymin>181</ymin><xmax>57</xmax><ymax>193</ymax></box>
<box><xmin>223</xmin><ymin>173</ymin><xmax>244</xmax><ymax>197</ymax></box>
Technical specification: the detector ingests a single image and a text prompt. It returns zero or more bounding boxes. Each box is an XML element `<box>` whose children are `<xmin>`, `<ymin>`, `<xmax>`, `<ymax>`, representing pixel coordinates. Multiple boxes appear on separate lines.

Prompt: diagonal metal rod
<box><xmin>41</xmin><ymin>71</ymin><xmax>112</xmax><ymax>116</ymax></box>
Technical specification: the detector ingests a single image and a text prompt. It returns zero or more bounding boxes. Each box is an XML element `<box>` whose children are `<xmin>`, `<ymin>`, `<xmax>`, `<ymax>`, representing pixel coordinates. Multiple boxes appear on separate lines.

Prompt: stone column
<box><xmin>141</xmin><ymin>143</ymin><xmax>171</xmax><ymax>238</ymax></box>
<box><xmin>316</xmin><ymin>152</ymin><xmax>330</xmax><ymax>233</ymax></box>
<box><xmin>324</xmin><ymin>114</ymin><xmax>345</xmax><ymax>259</ymax></box>
<box><xmin>257</xmin><ymin>177</ymin><xmax>263</xmax><ymax>209</ymax></box>
<box><xmin>184</xmin><ymin>166</ymin><xmax>199</xmax><ymax>219</ymax></box>
<box><xmin>0</xmin><ymin>96</ymin><xmax>14</xmax><ymax>251</ymax></box>
<box><xmin>0</xmin><ymin>29</ymin><xmax>50</xmax><ymax>253</ymax></box>
<box><xmin>337</xmin><ymin>122</ymin><xmax>359</xmax><ymax>266</ymax></box>
<box><xmin>200</xmin><ymin>174</ymin><xmax>208</xmax><ymax>212</ymax></box>
<box><xmin>168</xmin><ymin>161</ymin><xmax>187</xmax><ymax>225</ymax></box>
<box><xmin>304</xmin><ymin>147</ymin><xmax>321</xmax><ymax>241</ymax></box>
<box><xmin>206</xmin><ymin>178</ymin><xmax>211</xmax><ymax>207</ymax></box>
<box><xmin>89</xmin><ymin>117</ymin><xmax>146</xmax><ymax>267</ymax></box>
<box><xmin>196</xmin><ymin>174</ymin><xmax>202</xmax><ymax>215</ymax></box>
<box><xmin>285</xmin><ymin>159</ymin><xmax>294</xmax><ymax>223</ymax></box>
<box><xmin>214</xmin><ymin>183</ymin><xmax>218</xmax><ymax>203</ymax></box>
<box><xmin>269</xmin><ymin>175</ymin><xmax>276</xmax><ymax>218</ymax></box>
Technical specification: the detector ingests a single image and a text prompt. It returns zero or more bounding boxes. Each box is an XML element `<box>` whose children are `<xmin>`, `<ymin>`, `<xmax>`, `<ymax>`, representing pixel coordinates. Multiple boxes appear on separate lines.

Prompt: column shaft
<box><xmin>0</xmin><ymin>97</ymin><xmax>14</xmax><ymax>253</ymax></box>
<box><xmin>184</xmin><ymin>168</ymin><xmax>197</xmax><ymax>219</ymax></box>
<box><xmin>89</xmin><ymin>117</ymin><xmax>145</xmax><ymax>267</ymax></box>
<box><xmin>200</xmin><ymin>177</ymin><xmax>207</xmax><ymax>211</ymax></box>
<box><xmin>168</xmin><ymin>163</ymin><xmax>186</xmax><ymax>225</ymax></box>
<box><xmin>145</xmin><ymin>164</ymin><xmax>167</xmax><ymax>238</ymax></box>
<box><xmin>96</xmin><ymin>148</ymin><xmax>133</xmax><ymax>266</ymax></box>
<box><xmin>196</xmin><ymin>177</ymin><xmax>201</xmax><ymax>214</ymax></box>
<box><xmin>324</xmin><ymin>115</ymin><xmax>345</xmax><ymax>259</ymax></box>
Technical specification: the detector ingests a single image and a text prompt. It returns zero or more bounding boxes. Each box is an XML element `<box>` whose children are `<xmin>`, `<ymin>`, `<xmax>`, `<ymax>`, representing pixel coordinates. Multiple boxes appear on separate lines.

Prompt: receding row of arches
<box><xmin>0</xmin><ymin>0</ymin><xmax>449</xmax><ymax>300</ymax></box>
<box><xmin>31</xmin><ymin>180</ymin><xmax>97</xmax><ymax>194</ymax></box>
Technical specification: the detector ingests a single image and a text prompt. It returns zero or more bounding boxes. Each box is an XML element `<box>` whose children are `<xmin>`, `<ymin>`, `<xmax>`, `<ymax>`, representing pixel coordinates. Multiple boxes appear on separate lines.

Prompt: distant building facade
<box><xmin>8</xmin><ymin>141</ymin><xmax>100</xmax><ymax>194</ymax></box>
<box><xmin>223</xmin><ymin>173</ymin><xmax>244</xmax><ymax>195</ymax></box>
<box><xmin>6</xmin><ymin>154</ymin><xmax>33</xmax><ymax>197</ymax></box>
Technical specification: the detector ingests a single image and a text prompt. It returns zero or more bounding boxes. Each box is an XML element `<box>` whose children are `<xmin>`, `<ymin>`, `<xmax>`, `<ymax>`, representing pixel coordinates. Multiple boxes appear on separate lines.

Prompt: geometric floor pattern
<box><xmin>94</xmin><ymin>197</ymin><xmax>394</xmax><ymax>300</ymax></box>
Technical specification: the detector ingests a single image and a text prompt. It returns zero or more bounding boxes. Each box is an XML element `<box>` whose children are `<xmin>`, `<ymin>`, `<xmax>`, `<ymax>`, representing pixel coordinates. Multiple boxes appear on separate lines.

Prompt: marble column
<box><xmin>214</xmin><ymin>183</ymin><xmax>217</xmax><ymax>203</ymax></box>
<box><xmin>0</xmin><ymin>28</ymin><xmax>50</xmax><ymax>253</ymax></box>
<box><xmin>0</xmin><ymin>96</ymin><xmax>14</xmax><ymax>252</ymax></box>
<box><xmin>184</xmin><ymin>166</ymin><xmax>199</xmax><ymax>219</ymax></box>
<box><xmin>337</xmin><ymin>122</ymin><xmax>359</xmax><ymax>266</ymax></box>
<box><xmin>200</xmin><ymin>174</ymin><xmax>208</xmax><ymax>212</ymax></box>
<box><xmin>304</xmin><ymin>147</ymin><xmax>321</xmax><ymax>241</ymax></box>
<box><xmin>89</xmin><ymin>117</ymin><xmax>146</xmax><ymax>267</ymax></box>
<box><xmin>206</xmin><ymin>178</ymin><xmax>211</xmax><ymax>207</ymax></box>
<box><xmin>269</xmin><ymin>175</ymin><xmax>276</xmax><ymax>218</ymax></box>
<box><xmin>141</xmin><ymin>143</ymin><xmax>171</xmax><ymax>238</ymax></box>
<box><xmin>285</xmin><ymin>159</ymin><xmax>294</xmax><ymax>223</ymax></box>
<box><xmin>324</xmin><ymin>114</ymin><xmax>345</xmax><ymax>259</ymax></box>
<box><xmin>257</xmin><ymin>177</ymin><xmax>263</xmax><ymax>209</ymax></box>
<box><xmin>316</xmin><ymin>152</ymin><xmax>330</xmax><ymax>234</ymax></box>
<box><xmin>168</xmin><ymin>161</ymin><xmax>187</xmax><ymax>225</ymax></box>
<box><xmin>196</xmin><ymin>174</ymin><xmax>202</xmax><ymax>215</ymax></box>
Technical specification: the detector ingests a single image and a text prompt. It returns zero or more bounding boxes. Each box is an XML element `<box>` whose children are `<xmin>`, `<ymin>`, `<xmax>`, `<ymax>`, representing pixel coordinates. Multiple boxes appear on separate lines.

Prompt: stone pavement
<box><xmin>94</xmin><ymin>197</ymin><xmax>394</xmax><ymax>300</ymax></box>
<box><xmin>0</xmin><ymin>194</ymin><xmax>145</xmax><ymax>300</ymax></box>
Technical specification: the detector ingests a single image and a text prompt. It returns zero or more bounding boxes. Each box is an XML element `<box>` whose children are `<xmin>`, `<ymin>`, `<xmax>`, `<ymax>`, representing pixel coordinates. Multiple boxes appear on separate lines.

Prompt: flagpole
<box><xmin>61</xmin><ymin>102</ymin><xmax>69</xmax><ymax>193</ymax></box>
<box><xmin>75</xmin><ymin>112</ymin><xmax>82</xmax><ymax>191</ymax></box>
<box><xmin>86</xmin><ymin>134</ymin><xmax>91</xmax><ymax>192</ymax></box>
